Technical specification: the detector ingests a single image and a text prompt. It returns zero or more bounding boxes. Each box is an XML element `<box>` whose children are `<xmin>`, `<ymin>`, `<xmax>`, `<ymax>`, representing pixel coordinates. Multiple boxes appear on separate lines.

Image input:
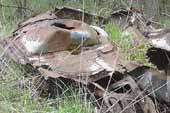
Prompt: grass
<box><xmin>0</xmin><ymin>81</ymin><xmax>93</xmax><ymax>113</ymax></box>
<box><xmin>105</xmin><ymin>22</ymin><xmax>150</xmax><ymax>65</ymax></box>
<box><xmin>58</xmin><ymin>92</ymin><xmax>93</xmax><ymax>113</ymax></box>
<box><xmin>0</xmin><ymin>49</ymin><xmax>93</xmax><ymax>112</ymax></box>
<box><xmin>159</xmin><ymin>17</ymin><xmax>170</xmax><ymax>28</ymax></box>
<box><xmin>0</xmin><ymin>58</ymin><xmax>94</xmax><ymax>113</ymax></box>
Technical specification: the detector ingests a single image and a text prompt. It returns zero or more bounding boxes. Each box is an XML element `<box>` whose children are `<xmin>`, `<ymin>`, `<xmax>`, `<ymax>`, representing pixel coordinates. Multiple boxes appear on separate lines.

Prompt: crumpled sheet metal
<box><xmin>18</xmin><ymin>7</ymin><xmax>105</xmax><ymax>27</ymax></box>
<box><xmin>1</xmin><ymin>8</ymin><xmax>142</xmax><ymax>84</ymax></box>
<box><xmin>128</xmin><ymin>67</ymin><xmax>170</xmax><ymax>113</ymax></box>
<box><xmin>18</xmin><ymin>11</ymin><xmax>58</xmax><ymax>27</ymax></box>
<box><xmin>101</xmin><ymin>93</ymin><xmax>156</xmax><ymax>113</ymax></box>
<box><xmin>54</xmin><ymin>7</ymin><xmax>106</xmax><ymax>25</ymax></box>
<box><xmin>106</xmin><ymin>8</ymin><xmax>131</xmax><ymax>27</ymax></box>
<box><xmin>144</xmin><ymin>29</ymin><xmax>170</xmax><ymax>70</ymax></box>
<box><xmin>146</xmin><ymin>47</ymin><xmax>170</xmax><ymax>71</ymax></box>
<box><xmin>102</xmin><ymin>93</ymin><xmax>139</xmax><ymax>113</ymax></box>
<box><xmin>54</xmin><ymin>7</ymin><xmax>153</xmax><ymax>31</ymax></box>
<box><xmin>36</xmin><ymin>43</ymin><xmax>141</xmax><ymax>85</ymax></box>
<box><xmin>107</xmin><ymin>7</ymin><xmax>154</xmax><ymax>32</ymax></box>
<box><xmin>100</xmin><ymin>76</ymin><xmax>157</xmax><ymax>113</ymax></box>
<box><xmin>145</xmin><ymin>28</ymin><xmax>170</xmax><ymax>52</ymax></box>
<box><xmin>3</xmin><ymin>18</ymin><xmax>106</xmax><ymax>63</ymax></box>
<box><xmin>1</xmin><ymin>7</ymin><xmax>165</xmax><ymax>113</ymax></box>
<box><xmin>130</xmin><ymin>66</ymin><xmax>170</xmax><ymax>104</ymax></box>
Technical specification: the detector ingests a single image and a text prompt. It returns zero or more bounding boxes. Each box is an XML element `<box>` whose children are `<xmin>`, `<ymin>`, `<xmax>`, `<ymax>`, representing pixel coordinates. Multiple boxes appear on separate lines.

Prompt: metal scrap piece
<box><xmin>106</xmin><ymin>8</ymin><xmax>131</xmax><ymax>27</ymax></box>
<box><xmin>106</xmin><ymin>7</ymin><xmax>153</xmax><ymax>31</ymax></box>
<box><xmin>1</xmin><ymin>7</ymin><xmax>163</xmax><ymax>113</ymax></box>
<box><xmin>18</xmin><ymin>11</ymin><xmax>58</xmax><ymax>27</ymax></box>
<box><xmin>101</xmin><ymin>93</ymin><xmax>137</xmax><ymax>113</ymax></box>
<box><xmin>54</xmin><ymin>7</ymin><xmax>106</xmax><ymax>25</ymax></box>
<box><xmin>1</xmin><ymin>8</ymin><xmax>142</xmax><ymax>83</ymax></box>
<box><xmin>145</xmin><ymin>29</ymin><xmax>170</xmax><ymax>51</ymax></box>
<box><xmin>35</xmin><ymin>44</ymin><xmax>141</xmax><ymax>84</ymax></box>
<box><xmin>3</xmin><ymin>19</ymin><xmax>105</xmax><ymax>64</ymax></box>
<box><xmin>101</xmin><ymin>93</ymin><xmax>155</xmax><ymax>113</ymax></box>
<box><xmin>145</xmin><ymin>29</ymin><xmax>170</xmax><ymax>71</ymax></box>
<box><xmin>128</xmin><ymin>66</ymin><xmax>170</xmax><ymax>112</ymax></box>
<box><xmin>130</xmin><ymin>66</ymin><xmax>170</xmax><ymax>104</ymax></box>
<box><xmin>101</xmin><ymin>76</ymin><xmax>157</xmax><ymax>113</ymax></box>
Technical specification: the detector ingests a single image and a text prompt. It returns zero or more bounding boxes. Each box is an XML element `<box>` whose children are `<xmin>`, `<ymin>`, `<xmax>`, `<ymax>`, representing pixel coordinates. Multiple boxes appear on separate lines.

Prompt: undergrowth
<box><xmin>159</xmin><ymin>17</ymin><xmax>170</xmax><ymax>28</ymax></box>
<box><xmin>0</xmin><ymin>58</ymin><xmax>94</xmax><ymax>113</ymax></box>
<box><xmin>105</xmin><ymin>22</ymin><xmax>150</xmax><ymax>65</ymax></box>
<box><xmin>0</xmin><ymin>82</ymin><xmax>93</xmax><ymax>113</ymax></box>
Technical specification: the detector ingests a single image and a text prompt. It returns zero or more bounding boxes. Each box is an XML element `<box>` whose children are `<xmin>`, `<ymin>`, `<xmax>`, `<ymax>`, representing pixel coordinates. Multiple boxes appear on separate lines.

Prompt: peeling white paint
<box><xmin>21</xmin><ymin>35</ymin><xmax>46</xmax><ymax>54</ymax></box>
<box><xmin>28</xmin><ymin>57</ymin><xmax>44</xmax><ymax>61</ymax></box>
<box><xmin>89</xmin><ymin>63</ymin><xmax>101</xmax><ymax>71</ymax></box>
<box><xmin>130</xmin><ymin>15</ymin><xmax>135</xmax><ymax>23</ymax></box>
<box><xmin>90</xmin><ymin>25</ymin><xmax>108</xmax><ymax>38</ymax></box>
<box><xmin>151</xmin><ymin>38</ymin><xmax>170</xmax><ymax>51</ymax></box>
<box><xmin>97</xmin><ymin>44</ymin><xmax>108</xmax><ymax>50</ymax></box>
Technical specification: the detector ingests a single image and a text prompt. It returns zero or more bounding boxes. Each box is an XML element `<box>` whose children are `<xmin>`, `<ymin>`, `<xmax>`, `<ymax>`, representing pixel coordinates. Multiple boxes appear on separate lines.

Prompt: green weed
<box><xmin>159</xmin><ymin>17</ymin><xmax>170</xmax><ymax>28</ymax></box>
<box><xmin>105</xmin><ymin>22</ymin><xmax>150</xmax><ymax>65</ymax></box>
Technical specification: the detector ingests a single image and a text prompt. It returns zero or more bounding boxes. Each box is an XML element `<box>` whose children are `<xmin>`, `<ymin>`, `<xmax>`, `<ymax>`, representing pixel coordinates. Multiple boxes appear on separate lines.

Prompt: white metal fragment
<box><xmin>90</xmin><ymin>25</ymin><xmax>108</xmax><ymax>38</ymax></box>
<box><xmin>89</xmin><ymin>63</ymin><xmax>101</xmax><ymax>72</ymax></box>
<box><xmin>151</xmin><ymin>38</ymin><xmax>170</xmax><ymax>51</ymax></box>
<box><xmin>21</xmin><ymin>35</ymin><xmax>47</xmax><ymax>54</ymax></box>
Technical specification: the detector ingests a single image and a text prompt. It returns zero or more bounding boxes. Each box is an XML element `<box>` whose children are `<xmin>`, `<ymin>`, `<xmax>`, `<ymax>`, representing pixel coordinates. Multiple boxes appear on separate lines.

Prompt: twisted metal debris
<box><xmin>1</xmin><ymin>7</ymin><xmax>170</xmax><ymax>113</ymax></box>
